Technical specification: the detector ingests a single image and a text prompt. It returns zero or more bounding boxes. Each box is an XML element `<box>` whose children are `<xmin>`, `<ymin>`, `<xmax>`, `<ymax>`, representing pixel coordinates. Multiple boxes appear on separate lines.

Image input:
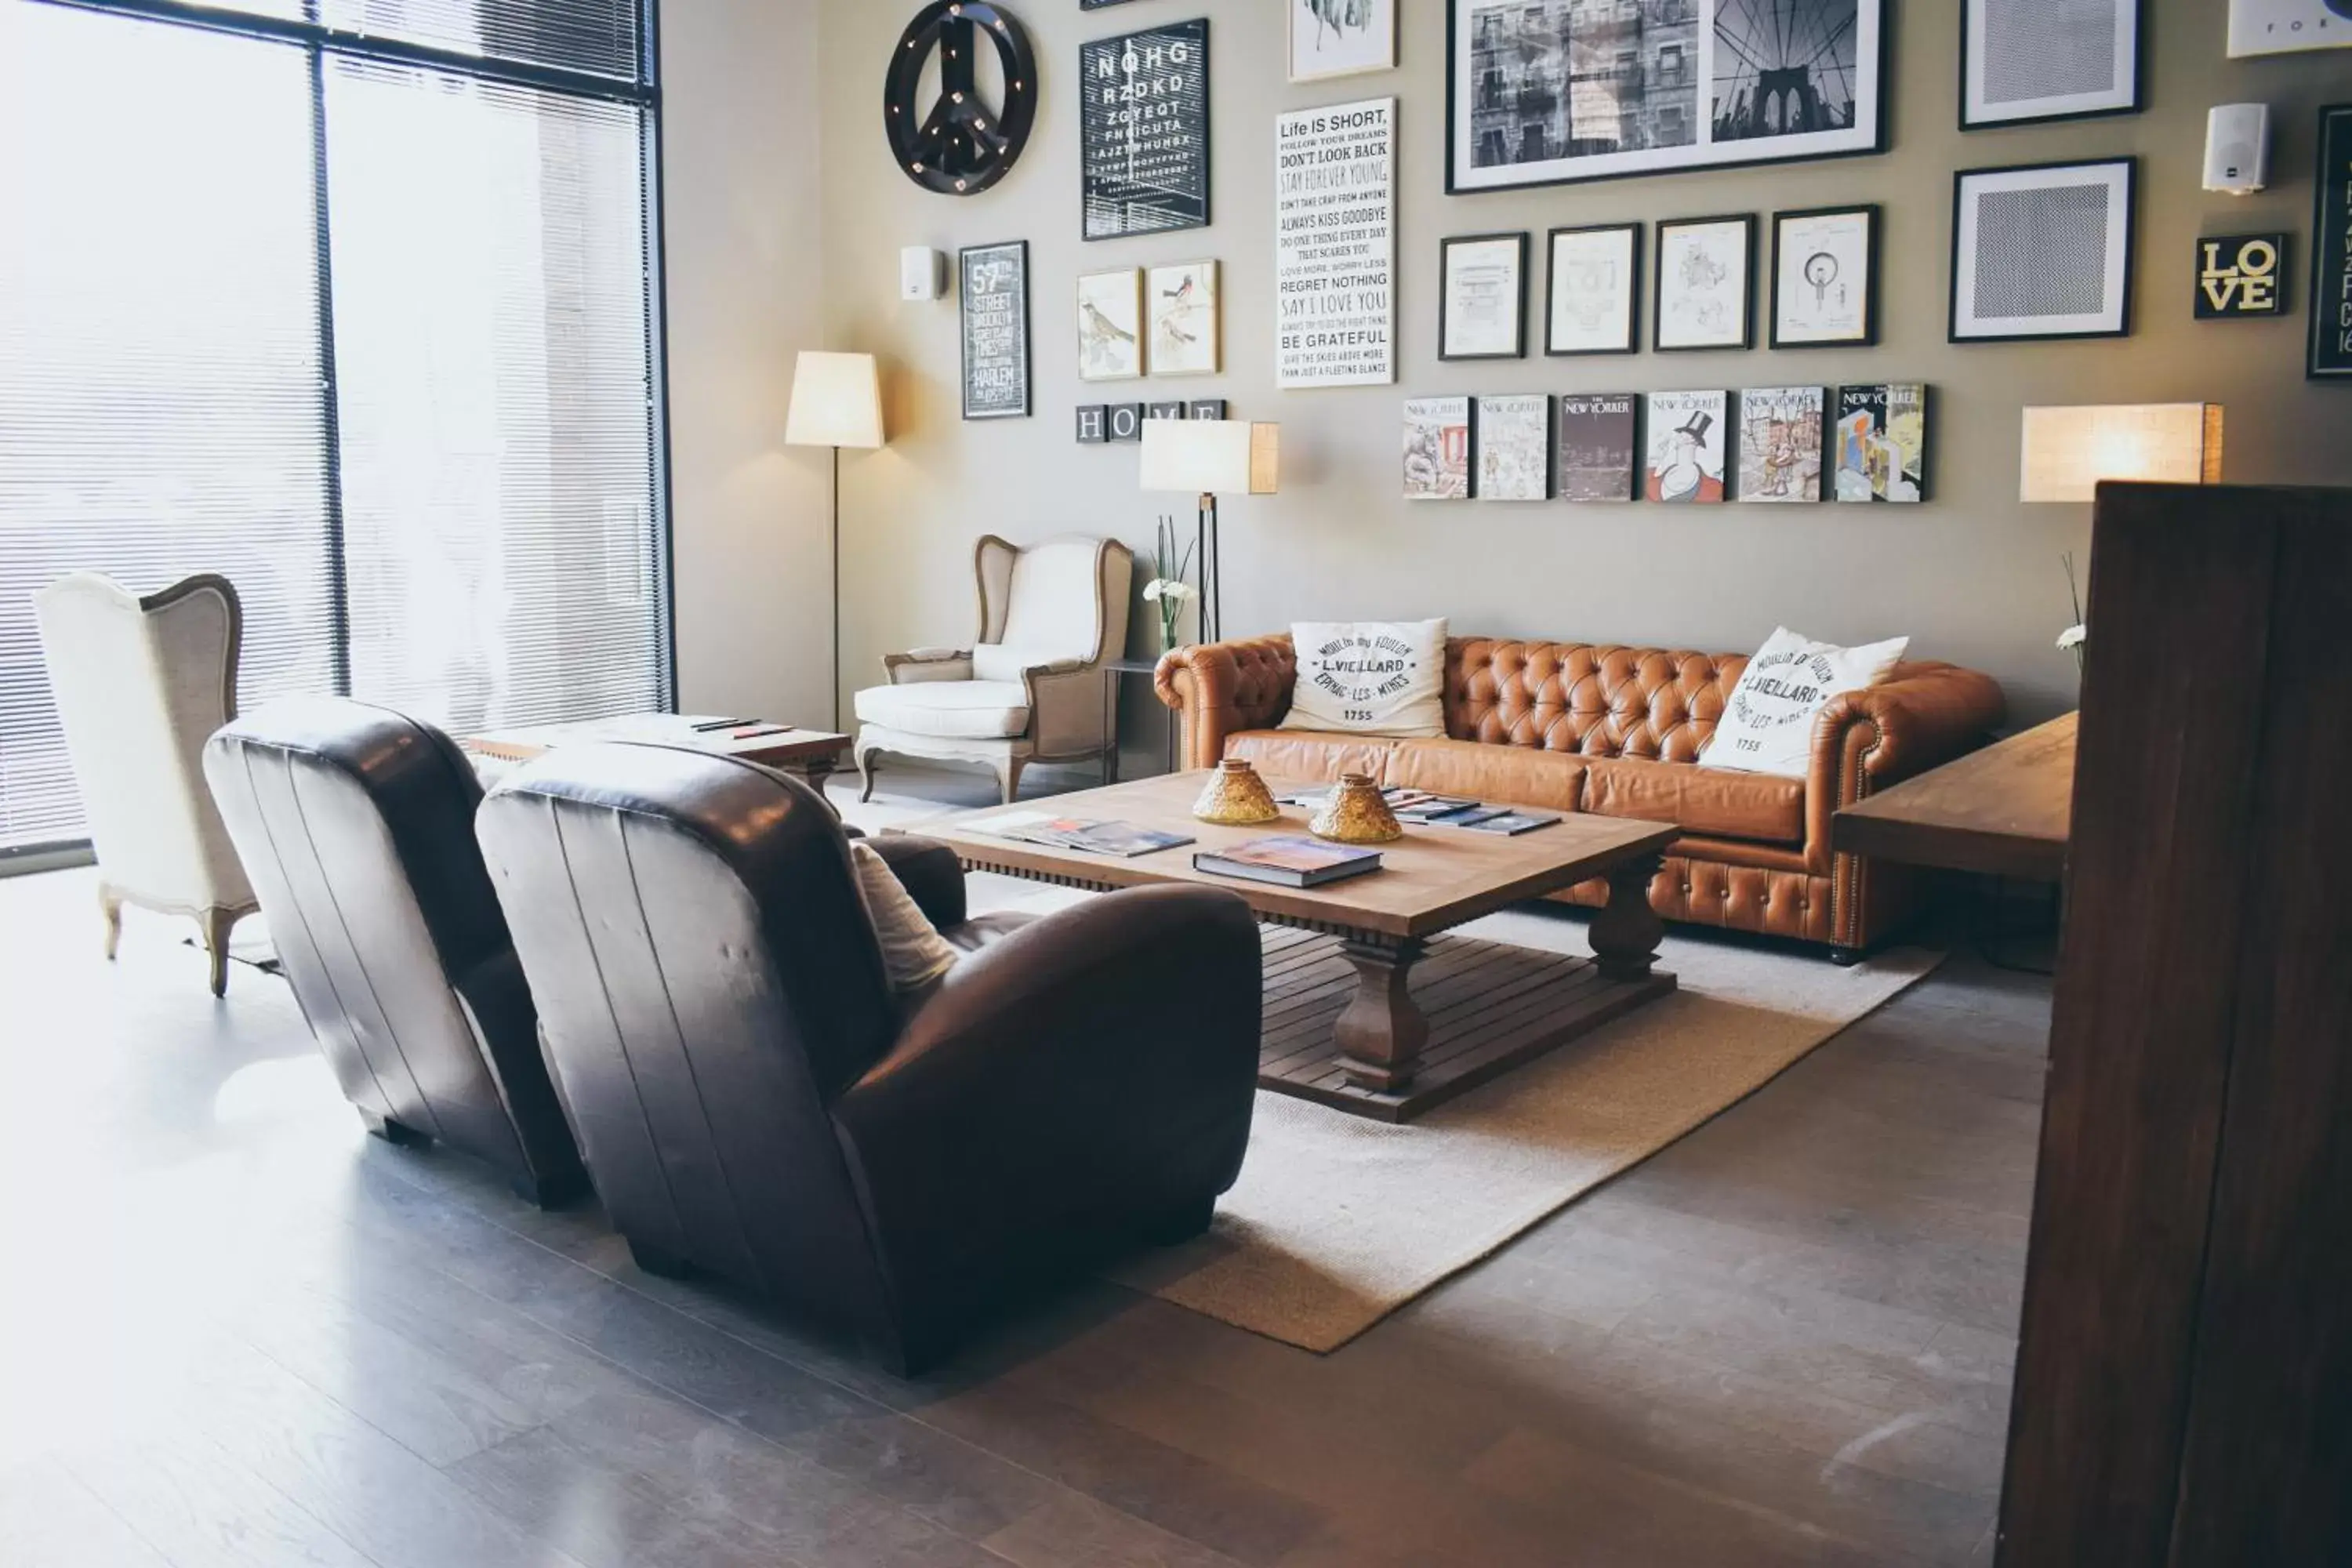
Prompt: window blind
<box><xmin>321</xmin><ymin>0</ymin><xmax>641</xmax><ymax>82</ymax></box>
<box><xmin>0</xmin><ymin>3</ymin><xmax>337</xmax><ymax>851</ymax></box>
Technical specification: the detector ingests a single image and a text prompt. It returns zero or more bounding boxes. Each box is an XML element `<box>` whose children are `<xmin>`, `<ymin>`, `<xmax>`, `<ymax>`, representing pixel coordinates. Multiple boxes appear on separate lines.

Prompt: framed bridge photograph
<box><xmin>1446</xmin><ymin>0</ymin><xmax>1887</xmax><ymax>194</ymax></box>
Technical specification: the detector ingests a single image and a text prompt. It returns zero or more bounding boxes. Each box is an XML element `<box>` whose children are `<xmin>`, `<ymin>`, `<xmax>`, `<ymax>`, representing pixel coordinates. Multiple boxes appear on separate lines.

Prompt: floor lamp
<box><xmin>1139</xmin><ymin>419</ymin><xmax>1280</xmax><ymax>645</ymax></box>
<box><xmin>784</xmin><ymin>351</ymin><xmax>885</xmax><ymax>732</ymax></box>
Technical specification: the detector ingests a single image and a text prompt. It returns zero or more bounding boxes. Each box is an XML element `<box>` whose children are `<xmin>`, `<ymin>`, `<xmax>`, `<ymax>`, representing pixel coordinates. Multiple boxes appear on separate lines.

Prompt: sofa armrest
<box><xmin>830</xmin><ymin>884</ymin><xmax>1261</xmax><ymax>1367</ymax></box>
<box><xmin>1154</xmin><ymin>633</ymin><xmax>1298</xmax><ymax>770</ymax></box>
<box><xmin>884</xmin><ymin>649</ymin><xmax>973</xmax><ymax>684</ymax></box>
<box><xmin>1804</xmin><ymin>662</ymin><xmax>2009</xmax><ymax>868</ymax></box>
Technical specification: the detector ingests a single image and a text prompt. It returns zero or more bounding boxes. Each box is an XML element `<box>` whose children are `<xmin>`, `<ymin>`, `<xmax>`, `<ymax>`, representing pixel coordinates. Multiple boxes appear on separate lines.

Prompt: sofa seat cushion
<box><xmin>1582</xmin><ymin>756</ymin><xmax>1805</xmax><ymax>845</ymax></box>
<box><xmin>1225</xmin><ymin>730</ymin><xmax>1399</xmax><ymax>783</ymax></box>
<box><xmin>1384</xmin><ymin>738</ymin><xmax>1588</xmax><ymax>815</ymax></box>
<box><xmin>855</xmin><ymin>681</ymin><xmax>1031</xmax><ymax>740</ymax></box>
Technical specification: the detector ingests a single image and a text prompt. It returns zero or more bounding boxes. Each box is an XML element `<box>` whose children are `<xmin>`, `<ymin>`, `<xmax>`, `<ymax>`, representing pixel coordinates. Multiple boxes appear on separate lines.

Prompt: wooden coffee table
<box><xmin>908</xmin><ymin>772</ymin><xmax>1680</xmax><ymax>1123</ymax></box>
<box><xmin>464</xmin><ymin>713</ymin><xmax>851</xmax><ymax>789</ymax></box>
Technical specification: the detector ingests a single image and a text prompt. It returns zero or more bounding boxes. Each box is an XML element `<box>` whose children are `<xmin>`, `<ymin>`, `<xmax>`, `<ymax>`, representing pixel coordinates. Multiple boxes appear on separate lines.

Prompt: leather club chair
<box><xmin>475</xmin><ymin>742</ymin><xmax>1262</xmax><ymax>1374</ymax></box>
<box><xmin>203</xmin><ymin>698</ymin><xmax>588</xmax><ymax>1207</ymax></box>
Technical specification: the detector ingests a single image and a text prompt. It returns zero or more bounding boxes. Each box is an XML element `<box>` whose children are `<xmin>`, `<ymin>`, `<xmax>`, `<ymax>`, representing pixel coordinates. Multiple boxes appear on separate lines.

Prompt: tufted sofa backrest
<box><xmin>1443</xmin><ymin>640</ymin><xmax>1748</xmax><ymax>762</ymax></box>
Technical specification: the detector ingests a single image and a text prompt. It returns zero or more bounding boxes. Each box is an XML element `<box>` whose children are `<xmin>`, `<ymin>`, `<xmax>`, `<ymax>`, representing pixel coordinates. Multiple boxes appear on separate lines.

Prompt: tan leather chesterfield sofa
<box><xmin>1156</xmin><ymin>634</ymin><xmax>2006</xmax><ymax>962</ymax></box>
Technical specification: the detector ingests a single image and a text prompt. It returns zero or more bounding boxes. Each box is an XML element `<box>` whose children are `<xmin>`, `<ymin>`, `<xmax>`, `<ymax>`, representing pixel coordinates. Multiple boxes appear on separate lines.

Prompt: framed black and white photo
<box><xmin>1446</xmin><ymin>1</ymin><xmax>1887</xmax><ymax>194</ymax></box>
<box><xmin>1475</xmin><ymin>394</ymin><xmax>1553</xmax><ymax>502</ymax></box>
<box><xmin>1962</xmin><ymin>0</ymin><xmax>2142</xmax><ymax>130</ymax></box>
<box><xmin>1770</xmin><ymin>205</ymin><xmax>1878</xmax><ymax>349</ymax></box>
<box><xmin>959</xmin><ymin>241</ymin><xmax>1031</xmax><ymax>421</ymax></box>
<box><xmin>1545</xmin><ymin>223</ymin><xmax>1642</xmax><ymax>357</ymax></box>
<box><xmin>1654</xmin><ymin>215</ymin><xmax>1755</xmax><ymax>352</ymax></box>
<box><xmin>1439</xmin><ymin>232</ymin><xmax>1529</xmax><ymax>361</ymax></box>
<box><xmin>1951</xmin><ymin>158</ymin><xmax>2136</xmax><ymax>343</ymax></box>
<box><xmin>1291</xmin><ymin>0</ymin><xmax>1396</xmax><ymax>83</ymax></box>
<box><xmin>1081</xmin><ymin>19</ymin><xmax>1210</xmax><ymax>241</ymax></box>
<box><xmin>2313</xmin><ymin>104</ymin><xmax>2352</xmax><ymax>381</ymax></box>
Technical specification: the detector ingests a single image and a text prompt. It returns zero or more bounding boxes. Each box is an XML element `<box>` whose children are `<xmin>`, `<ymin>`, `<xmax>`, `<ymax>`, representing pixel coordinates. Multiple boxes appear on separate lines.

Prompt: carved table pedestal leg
<box><xmin>1590</xmin><ymin>853</ymin><xmax>1668</xmax><ymax>982</ymax></box>
<box><xmin>1333</xmin><ymin>935</ymin><xmax>1428</xmax><ymax>1093</ymax></box>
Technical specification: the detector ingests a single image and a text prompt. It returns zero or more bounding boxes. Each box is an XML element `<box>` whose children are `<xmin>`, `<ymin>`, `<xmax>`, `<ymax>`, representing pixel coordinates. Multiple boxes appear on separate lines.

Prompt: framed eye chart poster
<box><xmin>1276</xmin><ymin>96</ymin><xmax>1396</xmax><ymax>388</ymax></box>
<box><xmin>1081</xmin><ymin>19</ymin><xmax>1211</xmax><ymax>241</ymax></box>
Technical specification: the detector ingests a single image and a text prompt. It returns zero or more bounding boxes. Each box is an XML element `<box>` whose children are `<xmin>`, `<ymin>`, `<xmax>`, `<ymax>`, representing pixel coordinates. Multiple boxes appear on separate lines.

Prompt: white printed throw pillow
<box><xmin>1706</xmin><ymin>626</ymin><xmax>1910</xmax><ymax>778</ymax></box>
<box><xmin>1280</xmin><ymin>619</ymin><xmax>1449</xmax><ymax>739</ymax></box>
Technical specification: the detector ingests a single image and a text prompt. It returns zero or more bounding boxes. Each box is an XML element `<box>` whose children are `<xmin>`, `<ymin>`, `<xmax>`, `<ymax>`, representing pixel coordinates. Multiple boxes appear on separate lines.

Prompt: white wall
<box><xmin>659</xmin><ymin>0</ymin><xmax>837</xmax><ymax>729</ymax></box>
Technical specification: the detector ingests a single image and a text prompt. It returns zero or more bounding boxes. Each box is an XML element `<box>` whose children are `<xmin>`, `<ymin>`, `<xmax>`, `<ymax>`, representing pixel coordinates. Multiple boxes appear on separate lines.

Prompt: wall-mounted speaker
<box><xmin>2228</xmin><ymin>0</ymin><xmax>2352</xmax><ymax>57</ymax></box>
<box><xmin>2205</xmin><ymin>105</ymin><xmax>2271</xmax><ymax>195</ymax></box>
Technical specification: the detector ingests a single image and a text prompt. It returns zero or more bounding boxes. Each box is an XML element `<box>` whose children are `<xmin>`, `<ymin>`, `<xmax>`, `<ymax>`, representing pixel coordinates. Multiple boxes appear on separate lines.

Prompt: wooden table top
<box><xmin>907</xmin><ymin>771</ymin><xmax>1679</xmax><ymax>941</ymax></box>
<box><xmin>464</xmin><ymin>714</ymin><xmax>851</xmax><ymax>771</ymax></box>
<box><xmin>1832</xmin><ymin>712</ymin><xmax>2077</xmax><ymax>883</ymax></box>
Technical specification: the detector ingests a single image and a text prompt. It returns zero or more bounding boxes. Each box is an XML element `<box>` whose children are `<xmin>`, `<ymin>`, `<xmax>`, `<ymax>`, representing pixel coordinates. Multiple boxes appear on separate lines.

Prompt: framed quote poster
<box><xmin>1275</xmin><ymin>97</ymin><xmax>1396</xmax><ymax>388</ymax></box>
<box><xmin>959</xmin><ymin>241</ymin><xmax>1031</xmax><ymax>420</ymax></box>
<box><xmin>1447</xmin><ymin>0</ymin><xmax>1887</xmax><ymax>193</ymax></box>
<box><xmin>2313</xmin><ymin>104</ymin><xmax>2352</xmax><ymax>381</ymax></box>
<box><xmin>1081</xmin><ymin>19</ymin><xmax>1210</xmax><ymax>241</ymax></box>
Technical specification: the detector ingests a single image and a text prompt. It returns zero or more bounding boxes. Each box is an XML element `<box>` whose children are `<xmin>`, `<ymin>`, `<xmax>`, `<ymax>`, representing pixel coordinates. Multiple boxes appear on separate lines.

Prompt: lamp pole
<box><xmin>830</xmin><ymin>444</ymin><xmax>842</xmax><ymax>733</ymax></box>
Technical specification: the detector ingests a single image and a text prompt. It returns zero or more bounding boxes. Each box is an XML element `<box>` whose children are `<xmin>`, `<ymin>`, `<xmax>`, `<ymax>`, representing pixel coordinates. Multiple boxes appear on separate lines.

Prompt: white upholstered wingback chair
<box><xmin>33</xmin><ymin>572</ymin><xmax>259</xmax><ymax>996</ymax></box>
<box><xmin>855</xmin><ymin>534</ymin><xmax>1134</xmax><ymax>804</ymax></box>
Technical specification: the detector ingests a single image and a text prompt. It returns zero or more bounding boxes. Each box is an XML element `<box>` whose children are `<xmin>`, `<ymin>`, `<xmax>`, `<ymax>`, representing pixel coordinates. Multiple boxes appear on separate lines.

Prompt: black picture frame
<box><xmin>1080</xmin><ymin>17</ymin><xmax>1211</xmax><ymax>242</ymax></box>
<box><xmin>1443</xmin><ymin>0</ymin><xmax>1890</xmax><ymax>195</ymax></box>
<box><xmin>1653</xmin><ymin>214</ymin><xmax>1757</xmax><ymax>354</ymax></box>
<box><xmin>1543</xmin><ymin>223</ymin><xmax>1642</xmax><ymax>358</ymax></box>
<box><xmin>1438</xmin><ymin>231</ymin><xmax>1530</xmax><ymax>362</ymax></box>
<box><xmin>2312</xmin><ymin>105</ymin><xmax>2352</xmax><ymax>383</ymax></box>
<box><xmin>1769</xmin><ymin>205</ymin><xmax>1880</xmax><ymax>350</ymax></box>
<box><xmin>1950</xmin><ymin>158</ymin><xmax>2137</xmax><ymax>344</ymax></box>
<box><xmin>959</xmin><ymin>240</ymin><xmax>1032</xmax><ymax>421</ymax></box>
<box><xmin>1959</xmin><ymin>0</ymin><xmax>2145</xmax><ymax>132</ymax></box>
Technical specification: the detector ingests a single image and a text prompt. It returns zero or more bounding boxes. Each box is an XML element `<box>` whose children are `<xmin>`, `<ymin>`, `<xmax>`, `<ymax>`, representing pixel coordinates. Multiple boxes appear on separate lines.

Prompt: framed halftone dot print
<box><xmin>1962</xmin><ymin>0</ymin><xmax>2143</xmax><ymax>129</ymax></box>
<box><xmin>1951</xmin><ymin>158</ymin><xmax>2136</xmax><ymax>343</ymax></box>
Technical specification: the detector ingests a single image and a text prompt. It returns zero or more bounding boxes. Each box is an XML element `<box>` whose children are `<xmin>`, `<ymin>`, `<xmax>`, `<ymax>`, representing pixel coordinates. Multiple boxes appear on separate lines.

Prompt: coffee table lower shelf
<box><xmin>1255</xmin><ymin>925</ymin><xmax>1678</xmax><ymax>1123</ymax></box>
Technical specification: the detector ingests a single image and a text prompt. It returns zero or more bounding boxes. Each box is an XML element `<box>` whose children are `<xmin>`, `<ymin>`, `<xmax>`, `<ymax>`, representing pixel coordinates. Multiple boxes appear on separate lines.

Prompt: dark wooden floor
<box><xmin>0</xmin><ymin>791</ymin><xmax>2049</xmax><ymax>1566</ymax></box>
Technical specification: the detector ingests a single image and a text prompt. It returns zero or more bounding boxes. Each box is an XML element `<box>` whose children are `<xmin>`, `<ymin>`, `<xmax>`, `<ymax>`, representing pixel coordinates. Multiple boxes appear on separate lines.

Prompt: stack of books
<box><xmin>1194</xmin><ymin>836</ymin><xmax>1385</xmax><ymax>888</ymax></box>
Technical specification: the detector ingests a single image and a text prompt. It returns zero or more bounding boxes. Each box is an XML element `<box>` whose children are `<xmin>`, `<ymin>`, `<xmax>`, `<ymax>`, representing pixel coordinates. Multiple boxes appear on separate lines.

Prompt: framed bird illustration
<box><xmin>1149</xmin><ymin>260</ymin><xmax>1221</xmax><ymax>376</ymax></box>
<box><xmin>1076</xmin><ymin>268</ymin><xmax>1144</xmax><ymax>380</ymax></box>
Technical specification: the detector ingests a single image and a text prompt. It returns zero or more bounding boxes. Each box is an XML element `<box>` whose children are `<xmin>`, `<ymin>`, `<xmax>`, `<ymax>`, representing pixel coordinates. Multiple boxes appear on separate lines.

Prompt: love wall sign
<box><xmin>2195</xmin><ymin>234</ymin><xmax>2290</xmax><ymax>320</ymax></box>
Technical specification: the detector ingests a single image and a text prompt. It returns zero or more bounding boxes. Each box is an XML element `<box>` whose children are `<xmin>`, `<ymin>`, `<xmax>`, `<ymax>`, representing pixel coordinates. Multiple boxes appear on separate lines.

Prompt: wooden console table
<box><xmin>1831</xmin><ymin>713</ymin><xmax>2077</xmax><ymax>882</ymax></box>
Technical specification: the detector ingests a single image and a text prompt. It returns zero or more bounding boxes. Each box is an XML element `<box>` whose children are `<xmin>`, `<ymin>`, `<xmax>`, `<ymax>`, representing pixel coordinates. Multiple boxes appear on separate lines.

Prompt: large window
<box><xmin>0</xmin><ymin>0</ymin><xmax>669</xmax><ymax>855</ymax></box>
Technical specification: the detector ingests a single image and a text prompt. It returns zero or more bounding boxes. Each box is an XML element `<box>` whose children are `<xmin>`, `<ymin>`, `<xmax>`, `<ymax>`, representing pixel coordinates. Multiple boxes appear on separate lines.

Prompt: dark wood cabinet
<box><xmin>1998</xmin><ymin>483</ymin><xmax>2352</xmax><ymax>1565</ymax></box>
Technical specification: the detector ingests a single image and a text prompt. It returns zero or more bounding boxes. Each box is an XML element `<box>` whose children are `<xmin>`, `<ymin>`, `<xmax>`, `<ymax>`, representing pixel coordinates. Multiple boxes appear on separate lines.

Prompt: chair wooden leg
<box><xmin>857</xmin><ymin>742</ymin><xmax>881</xmax><ymax>804</ymax></box>
<box><xmin>996</xmin><ymin>757</ymin><xmax>1026</xmax><ymax>805</ymax></box>
<box><xmin>100</xmin><ymin>884</ymin><xmax>124</xmax><ymax>961</ymax></box>
<box><xmin>199</xmin><ymin>907</ymin><xmax>241</xmax><ymax>999</ymax></box>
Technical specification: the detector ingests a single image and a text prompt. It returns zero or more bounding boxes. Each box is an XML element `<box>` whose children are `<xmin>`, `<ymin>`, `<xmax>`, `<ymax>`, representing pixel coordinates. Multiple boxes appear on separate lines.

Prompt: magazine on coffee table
<box><xmin>1457</xmin><ymin>811</ymin><xmax>1562</xmax><ymax>835</ymax></box>
<box><xmin>1193</xmin><ymin>836</ymin><xmax>1383</xmax><ymax>888</ymax></box>
<box><xmin>965</xmin><ymin>813</ymin><xmax>1192</xmax><ymax>858</ymax></box>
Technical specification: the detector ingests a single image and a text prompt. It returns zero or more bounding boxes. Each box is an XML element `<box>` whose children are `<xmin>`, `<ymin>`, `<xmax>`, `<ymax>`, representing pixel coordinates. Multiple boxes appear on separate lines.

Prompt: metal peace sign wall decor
<box><xmin>885</xmin><ymin>2</ymin><xmax>1039</xmax><ymax>197</ymax></box>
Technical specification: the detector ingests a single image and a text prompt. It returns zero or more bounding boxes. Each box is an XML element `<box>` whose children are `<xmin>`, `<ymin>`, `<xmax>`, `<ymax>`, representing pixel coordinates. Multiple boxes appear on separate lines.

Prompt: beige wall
<box><xmin>791</xmin><ymin>0</ymin><xmax>2351</xmax><ymax>745</ymax></box>
<box><xmin>659</xmin><ymin>0</ymin><xmax>840</xmax><ymax>728</ymax></box>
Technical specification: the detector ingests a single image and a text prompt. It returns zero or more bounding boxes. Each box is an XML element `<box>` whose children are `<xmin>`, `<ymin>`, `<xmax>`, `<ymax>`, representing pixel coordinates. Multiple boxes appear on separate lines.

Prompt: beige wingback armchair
<box><xmin>855</xmin><ymin>535</ymin><xmax>1134</xmax><ymax>804</ymax></box>
<box><xmin>33</xmin><ymin>572</ymin><xmax>260</xmax><ymax>996</ymax></box>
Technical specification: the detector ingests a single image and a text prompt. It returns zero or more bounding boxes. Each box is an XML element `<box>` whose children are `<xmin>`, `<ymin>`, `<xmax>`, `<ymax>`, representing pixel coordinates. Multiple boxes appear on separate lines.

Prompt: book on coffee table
<box><xmin>1458</xmin><ymin>811</ymin><xmax>1562</xmax><ymax>835</ymax></box>
<box><xmin>966</xmin><ymin>813</ymin><xmax>1193</xmax><ymax>857</ymax></box>
<box><xmin>1194</xmin><ymin>836</ymin><xmax>1384</xmax><ymax>888</ymax></box>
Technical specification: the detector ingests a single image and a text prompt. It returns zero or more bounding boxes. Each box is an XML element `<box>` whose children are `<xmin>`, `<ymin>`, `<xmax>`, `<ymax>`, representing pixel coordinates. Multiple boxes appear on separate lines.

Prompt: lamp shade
<box><xmin>1140</xmin><ymin>419</ymin><xmax>1280</xmax><ymax>496</ymax></box>
<box><xmin>784</xmin><ymin>350</ymin><xmax>884</xmax><ymax>449</ymax></box>
<box><xmin>2020</xmin><ymin>404</ymin><xmax>2223</xmax><ymax>503</ymax></box>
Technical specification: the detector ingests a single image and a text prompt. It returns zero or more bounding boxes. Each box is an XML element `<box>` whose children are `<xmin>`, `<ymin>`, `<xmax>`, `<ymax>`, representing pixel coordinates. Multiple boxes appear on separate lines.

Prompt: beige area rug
<box><xmin>838</xmin><ymin>782</ymin><xmax>1943</xmax><ymax>1354</ymax></box>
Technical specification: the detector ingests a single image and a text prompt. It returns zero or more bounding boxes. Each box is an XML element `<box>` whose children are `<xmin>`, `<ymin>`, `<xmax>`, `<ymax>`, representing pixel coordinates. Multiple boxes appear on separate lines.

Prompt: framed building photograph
<box><xmin>1962</xmin><ymin>0</ymin><xmax>2143</xmax><ymax>129</ymax></box>
<box><xmin>1439</xmin><ymin>232</ymin><xmax>1530</xmax><ymax>361</ymax></box>
<box><xmin>1655</xmin><ymin>215</ymin><xmax>1755</xmax><ymax>352</ymax></box>
<box><xmin>1403</xmin><ymin>396</ymin><xmax>1475</xmax><ymax>500</ymax></box>
<box><xmin>1545</xmin><ymin>223</ymin><xmax>1642</xmax><ymax>357</ymax></box>
<box><xmin>1081</xmin><ymin>19</ymin><xmax>1210</xmax><ymax>241</ymax></box>
<box><xmin>1291</xmin><ymin>0</ymin><xmax>1396</xmax><ymax>83</ymax></box>
<box><xmin>1077</xmin><ymin>267</ymin><xmax>1145</xmax><ymax>380</ymax></box>
<box><xmin>1646</xmin><ymin>390</ymin><xmax>1729</xmax><ymax>504</ymax></box>
<box><xmin>1736</xmin><ymin>386</ymin><xmax>1827</xmax><ymax>503</ymax></box>
<box><xmin>1770</xmin><ymin>205</ymin><xmax>1878</xmax><ymax>349</ymax></box>
<box><xmin>959</xmin><ymin>241</ymin><xmax>1031</xmax><ymax>421</ymax></box>
<box><xmin>1475</xmin><ymin>394</ymin><xmax>1553</xmax><ymax>501</ymax></box>
<box><xmin>1148</xmin><ymin>260</ymin><xmax>1220</xmax><ymax>376</ymax></box>
<box><xmin>1951</xmin><ymin>158</ymin><xmax>2136</xmax><ymax>343</ymax></box>
<box><xmin>1446</xmin><ymin>0</ymin><xmax>1888</xmax><ymax>194</ymax></box>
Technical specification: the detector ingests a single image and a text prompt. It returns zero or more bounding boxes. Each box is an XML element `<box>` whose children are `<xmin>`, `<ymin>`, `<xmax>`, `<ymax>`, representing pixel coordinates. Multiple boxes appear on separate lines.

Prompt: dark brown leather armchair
<box><xmin>474</xmin><ymin>742</ymin><xmax>1261</xmax><ymax>1374</ymax></box>
<box><xmin>202</xmin><ymin>699</ymin><xmax>587</xmax><ymax>1207</ymax></box>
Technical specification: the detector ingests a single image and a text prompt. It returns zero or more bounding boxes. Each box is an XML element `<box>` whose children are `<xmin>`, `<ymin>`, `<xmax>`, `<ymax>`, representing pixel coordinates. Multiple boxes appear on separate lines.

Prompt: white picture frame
<box><xmin>1147</xmin><ymin>260</ymin><xmax>1220</xmax><ymax>377</ymax></box>
<box><xmin>1951</xmin><ymin>158</ymin><xmax>2136</xmax><ymax>343</ymax></box>
<box><xmin>1963</xmin><ymin>0</ymin><xmax>2142</xmax><ymax>129</ymax></box>
<box><xmin>1076</xmin><ymin>267</ymin><xmax>1145</xmax><ymax>381</ymax></box>
<box><xmin>1290</xmin><ymin>0</ymin><xmax>1396</xmax><ymax>84</ymax></box>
